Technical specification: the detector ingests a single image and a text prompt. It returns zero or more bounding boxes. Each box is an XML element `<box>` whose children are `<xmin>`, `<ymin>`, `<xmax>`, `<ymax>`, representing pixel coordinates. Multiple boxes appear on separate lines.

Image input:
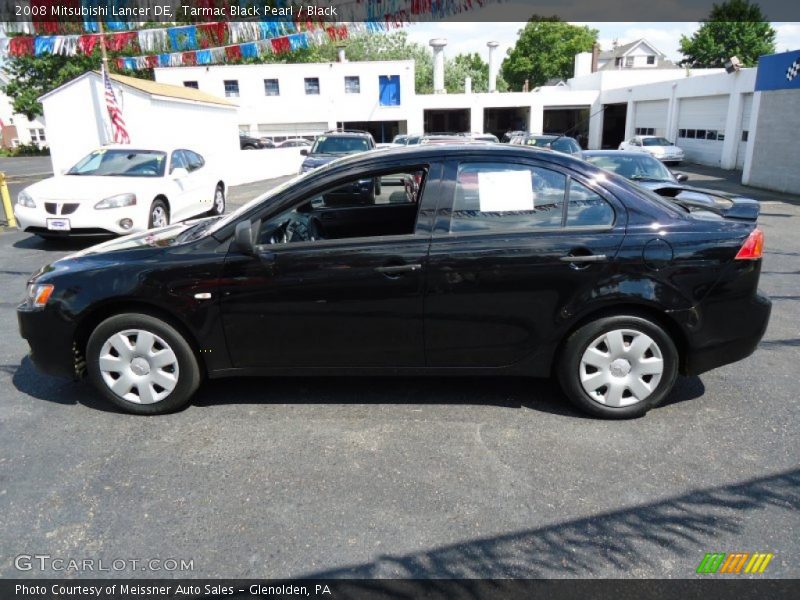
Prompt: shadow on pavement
<box><xmin>11</xmin><ymin>354</ymin><xmax>706</xmax><ymax>417</ymax></box>
<box><xmin>296</xmin><ymin>468</ymin><xmax>800</xmax><ymax>578</ymax></box>
<box><xmin>12</xmin><ymin>233</ymin><xmax>109</xmax><ymax>252</ymax></box>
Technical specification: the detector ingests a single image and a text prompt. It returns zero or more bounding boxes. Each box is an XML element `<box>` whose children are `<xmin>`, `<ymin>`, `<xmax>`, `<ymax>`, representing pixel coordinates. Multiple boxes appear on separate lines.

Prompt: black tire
<box><xmin>556</xmin><ymin>315</ymin><xmax>679</xmax><ymax>419</ymax></box>
<box><xmin>86</xmin><ymin>313</ymin><xmax>201</xmax><ymax>415</ymax></box>
<box><xmin>209</xmin><ymin>183</ymin><xmax>225</xmax><ymax>216</ymax></box>
<box><xmin>148</xmin><ymin>199</ymin><xmax>169</xmax><ymax>229</ymax></box>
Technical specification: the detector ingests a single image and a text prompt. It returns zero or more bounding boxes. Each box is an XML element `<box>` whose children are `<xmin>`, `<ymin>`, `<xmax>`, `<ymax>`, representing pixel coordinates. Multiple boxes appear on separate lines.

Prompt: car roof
<box><xmin>583</xmin><ymin>150</ymin><xmax>661</xmax><ymax>158</ymax></box>
<box><xmin>99</xmin><ymin>143</ymin><xmax>191</xmax><ymax>154</ymax></box>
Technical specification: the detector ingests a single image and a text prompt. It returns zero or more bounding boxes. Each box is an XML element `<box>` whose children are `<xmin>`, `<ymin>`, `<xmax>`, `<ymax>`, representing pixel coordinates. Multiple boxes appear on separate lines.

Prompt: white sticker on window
<box><xmin>478</xmin><ymin>170</ymin><xmax>534</xmax><ymax>212</ymax></box>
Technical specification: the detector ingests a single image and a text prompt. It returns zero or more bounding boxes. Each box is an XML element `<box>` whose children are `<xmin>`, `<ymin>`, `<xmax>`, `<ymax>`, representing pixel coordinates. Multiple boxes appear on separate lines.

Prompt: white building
<box><xmin>0</xmin><ymin>72</ymin><xmax>47</xmax><ymax>149</ymax></box>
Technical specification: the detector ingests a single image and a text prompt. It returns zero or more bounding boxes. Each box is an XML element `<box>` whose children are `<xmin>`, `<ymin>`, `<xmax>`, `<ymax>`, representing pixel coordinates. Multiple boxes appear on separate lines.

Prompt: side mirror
<box><xmin>233</xmin><ymin>220</ymin><xmax>255</xmax><ymax>255</ymax></box>
<box><xmin>674</xmin><ymin>173</ymin><xmax>689</xmax><ymax>182</ymax></box>
<box><xmin>300</xmin><ymin>149</ymin><xmax>308</xmax><ymax>156</ymax></box>
<box><xmin>171</xmin><ymin>167</ymin><xmax>189</xmax><ymax>179</ymax></box>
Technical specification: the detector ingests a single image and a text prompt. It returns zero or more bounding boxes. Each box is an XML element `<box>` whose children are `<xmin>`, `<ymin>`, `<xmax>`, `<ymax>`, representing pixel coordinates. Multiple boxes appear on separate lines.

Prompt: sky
<box><xmin>405</xmin><ymin>21</ymin><xmax>800</xmax><ymax>64</ymax></box>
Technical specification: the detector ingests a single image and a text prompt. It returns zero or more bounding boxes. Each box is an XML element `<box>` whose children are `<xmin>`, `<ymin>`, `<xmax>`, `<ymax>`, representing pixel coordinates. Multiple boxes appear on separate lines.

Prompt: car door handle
<box><xmin>375</xmin><ymin>264</ymin><xmax>423</xmax><ymax>275</ymax></box>
<box><xmin>559</xmin><ymin>254</ymin><xmax>608</xmax><ymax>263</ymax></box>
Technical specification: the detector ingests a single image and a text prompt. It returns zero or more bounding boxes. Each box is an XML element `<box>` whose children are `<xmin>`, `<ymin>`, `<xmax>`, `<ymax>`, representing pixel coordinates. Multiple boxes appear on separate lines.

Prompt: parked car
<box><xmin>502</xmin><ymin>130</ymin><xmax>527</xmax><ymax>143</ymax></box>
<box><xmin>470</xmin><ymin>133</ymin><xmax>500</xmax><ymax>143</ymax></box>
<box><xmin>258</xmin><ymin>138</ymin><xmax>277</xmax><ymax>148</ymax></box>
<box><xmin>18</xmin><ymin>144</ymin><xmax>770</xmax><ymax>418</ymax></box>
<box><xmin>618</xmin><ymin>135</ymin><xmax>684</xmax><ymax>165</ymax></box>
<box><xmin>391</xmin><ymin>134</ymin><xmax>409</xmax><ymax>145</ymax></box>
<box><xmin>521</xmin><ymin>134</ymin><xmax>583</xmax><ymax>156</ymax></box>
<box><xmin>277</xmin><ymin>138</ymin><xmax>312</xmax><ymax>148</ymax></box>
<box><xmin>14</xmin><ymin>145</ymin><xmax>225</xmax><ymax>238</ymax></box>
<box><xmin>583</xmin><ymin>151</ymin><xmax>760</xmax><ymax>220</ymax></box>
<box><xmin>298</xmin><ymin>130</ymin><xmax>378</xmax><ymax>202</ymax></box>
<box><xmin>239</xmin><ymin>131</ymin><xmax>265</xmax><ymax>150</ymax></box>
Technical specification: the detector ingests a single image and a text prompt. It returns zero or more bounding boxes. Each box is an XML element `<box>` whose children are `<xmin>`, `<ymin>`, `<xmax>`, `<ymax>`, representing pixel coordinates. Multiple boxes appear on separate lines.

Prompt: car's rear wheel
<box><xmin>148</xmin><ymin>199</ymin><xmax>169</xmax><ymax>229</ymax></box>
<box><xmin>86</xmin><ymin>314</ymin><xmax>201</xmax><ymax>415</ymax></box>
<box><xmin>557</xmin><ymin>315</ymin><xmax>678</xmax><ymax>419</ymax></box>
<box><xmin>209</xmin><ymin>184</ymin><xmax>225</xmax><ymax>216</ymax></box>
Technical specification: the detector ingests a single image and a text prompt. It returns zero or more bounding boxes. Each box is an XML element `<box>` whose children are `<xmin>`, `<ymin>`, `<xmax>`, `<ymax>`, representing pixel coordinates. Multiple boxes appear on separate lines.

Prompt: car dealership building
<box><xmin>30</xmin><ymin>40</ymin><xmax>800</xmax><ymax>193</ymax></box>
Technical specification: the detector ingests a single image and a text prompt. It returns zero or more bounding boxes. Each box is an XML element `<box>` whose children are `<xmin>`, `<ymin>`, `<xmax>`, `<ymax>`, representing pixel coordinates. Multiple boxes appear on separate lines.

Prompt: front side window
<box><xmin>255</xmin><ymin>169</ymin><xmax>427</xmax><ymax>245</ymax></box>
<box><xmin>66</xmin><ymin>149</ymin><xmax>167</xmax><ymax>178</ymax></box>
<box><xmin>224</xmin><ymin>80</ymin><xmax>239</xmax><ymax>97</ymax></box>
<box><xmin>450</xmin><ymin>163</ymin><xmax>566</xmax><ymax>233</ymax></box>
<box><xmin>344</xmin><ymin>76</ymin><xmax>360</xmax><ymax>94</ymax></box>
<box><xmin>170</xmin><ymin>151</ymin><xmax>188</xmax><ymax>173</ymax></box>
<box><xmin>264</xmin><ymin>79</ymin><xmax>280</xmax><ymax>96</ymax></box>
<box><xmin>304</xmin><ymin>77</ymin><xmax>320</xmax><ymax>95</ymax></box>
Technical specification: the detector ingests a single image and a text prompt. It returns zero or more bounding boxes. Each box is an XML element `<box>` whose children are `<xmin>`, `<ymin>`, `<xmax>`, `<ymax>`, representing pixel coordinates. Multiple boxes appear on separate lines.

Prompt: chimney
<box><xmin>430</xmin><ymin>38</ymin><xmax>447</xmax><ymax>94</ymax></box>
<box><xmin>337</xmin><ymin>45</ymin><xmax>346</xmax><ymax>63</ymax></box>
<box><xmin>465</xmin><ymin>76</ymin><xmax>472</xmax><ymax>94</ymax></box>
<box><xmin>574</xmin><ymin>52</ymin><xmax>592</xmax><ymax>78</ymax></box>
<box><xmin>487</xmin><ymin>41</ymin><xmax>499</xmax><ymax>92</ymax></box>
<box><xmin>591</xmin><ymin>43</ymin><xmax>599</xmax><ymax>73</ymax></box>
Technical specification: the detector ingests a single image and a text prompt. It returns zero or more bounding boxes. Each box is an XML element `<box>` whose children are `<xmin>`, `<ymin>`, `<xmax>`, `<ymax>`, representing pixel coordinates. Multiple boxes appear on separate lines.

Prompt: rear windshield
<box><xmin>642</xmin><ymin>137</ymin><xmax>673</xmax><ymax>146</ymax></box>
<box><xmin>311</xmin><ymin>135</ymin><xmax>370</xmax><ymax>155</ymax></box>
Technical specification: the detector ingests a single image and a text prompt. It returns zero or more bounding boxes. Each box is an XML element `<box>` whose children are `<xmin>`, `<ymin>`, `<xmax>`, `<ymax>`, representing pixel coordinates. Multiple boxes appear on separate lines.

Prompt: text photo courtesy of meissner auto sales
<box><xmin>0</xmin><ymin>0</ymin><xmax>799</xmax><ymax>599</ymax></box>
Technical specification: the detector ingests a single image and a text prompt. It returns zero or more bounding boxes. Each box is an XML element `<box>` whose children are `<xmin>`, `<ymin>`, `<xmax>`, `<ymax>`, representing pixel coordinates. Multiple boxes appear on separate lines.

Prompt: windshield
<box><xmin>66</xmin><ymin>149</ymin><xmax>166</xmax><ymax>177</ymax></box>
<box><xmin>642</xmin><ymin>137</ymin><xmax>673</xmax><ymax>146</ymax></box>
<box><xmin>585</xmin><ymin>154</ymin><xmax>675</xmax><ymax>181</ymax></box>
<box><xmin>310</xmin><ymin>135</ymin><xmax>370</xmax><ymax>155</ymax></box>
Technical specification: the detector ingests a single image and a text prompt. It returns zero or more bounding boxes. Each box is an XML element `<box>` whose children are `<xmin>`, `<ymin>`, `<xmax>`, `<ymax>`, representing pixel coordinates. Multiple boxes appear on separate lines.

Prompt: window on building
<box><xmin>625</xmin><ymin>56</ymin><xmax>635</xmax><ymax>67</ymax></box>
<box><xmin>304</xmin><ymin>77</ymin><xmax>320</xmax><ymax>95</ymax></box>
<box><xmin>378</xmin><ymin>75</ymin><xmax>401</xmax><ymax>106</ymax></box>
<box><xmin>224</xmin><ymin>80</ymin><xmax>240</xmax><ymax>97</ymax></box>
<box><xmin>646</xmin><ymin>56</ymin><xmax>656</xmax><ymax>65</ymax></box>
<box><xmin>678</xmin><ymin>129</ymin><xmax>686</xmax><ymax>138</ymax></box>
<box><xmin>615</xmin><ymin>57</ymin><xmax>623</xmax><ymax>67</ymax></box>
<box><xmin>264</xmin><ymin>79</ymin><xmax>280</xmax><ymax>96</ymax></box>
<box><xmin>344</xmin><ymin>76</ymin><xmax>360</xmax><ymax>94</ymax></box>
<box><xmin>183</xmin><ymin>81</ymin><xmax>199</xmax><ymax>89</ymax></box>
<box><xmin>741</xmin><ymin>130</ymin><xmax>749</xmax><ymax>142</ymax></box>
<box><xmin>635</xmin><ymin>127</ymin><xmax>655</xmax><ymax>136</ymax></box>
<box><xmin>29</xmin><ymin>128</ymin><xmax>46</xmax><ymax>143</ymax></box>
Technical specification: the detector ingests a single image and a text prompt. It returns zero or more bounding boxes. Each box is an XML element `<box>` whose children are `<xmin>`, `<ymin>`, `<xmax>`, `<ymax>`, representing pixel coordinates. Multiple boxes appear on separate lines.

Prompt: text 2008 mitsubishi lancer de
<box><xmin>18</xmin><ymin>145</ymin><xmax>771</xmax><ymax>418</ymax></box>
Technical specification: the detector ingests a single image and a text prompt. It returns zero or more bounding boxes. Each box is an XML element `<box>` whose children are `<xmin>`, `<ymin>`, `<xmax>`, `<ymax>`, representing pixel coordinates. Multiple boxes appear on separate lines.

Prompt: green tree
<box><xmin>2</xmin><ymin>48</ymin><xmax>142</xmax><ymax>121</ymax></box>
<box><xmin>444</xmin><ymin>52</ymin><xmax>508</xmax><ymax>93</ymax></box>
<box><xmin>679</xmin><ymin>0</ymin><xmax>776</xmax><ymax>68</ymax></box>
<box><xmin>501</xmin><ymin>17</ymin><xmax>598</xmax><ymax>90</ymax></box>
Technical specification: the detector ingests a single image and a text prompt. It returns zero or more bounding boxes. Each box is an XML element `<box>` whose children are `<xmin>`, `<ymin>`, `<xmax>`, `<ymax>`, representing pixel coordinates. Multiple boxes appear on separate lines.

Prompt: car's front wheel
<box><xmin>86</xmin><ymin>313</ymin><xmax>201</xmax><ymax>415</ymax></box>
<box><xmin>148</xmin><ymin>199</ymin><xmax>169</xmax><ymax>229</ymax></box>
<box><xmin>209</xmin><ymin>183</ymin><xmax>225</xmax><ymax>216</ymax></box>
<box><xmin>557</xmin><ymin>315</ymin><xmax>678</xmax><ymax>419</ymax></box>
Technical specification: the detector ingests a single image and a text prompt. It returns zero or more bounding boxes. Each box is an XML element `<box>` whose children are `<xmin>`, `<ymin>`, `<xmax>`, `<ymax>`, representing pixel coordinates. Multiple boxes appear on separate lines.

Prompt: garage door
<box><xmin>633</xmin><ymin>100</ymin><xmax>668</xmax><ymax>136</ymax></box>
<box><xmin>736</xmin><ymin>93</ymin><xmax>754</xmax><ymax>169</ymax></box>
<box><xmin>676</xmin><ymin>95</ymin><xmax>729</xmax><ymax>165</ymax></box>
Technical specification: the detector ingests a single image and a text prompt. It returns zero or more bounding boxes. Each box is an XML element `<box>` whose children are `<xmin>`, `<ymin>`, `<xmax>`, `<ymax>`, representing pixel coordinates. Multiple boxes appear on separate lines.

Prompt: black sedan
<box><xmin>583</xmin><ymin>150</ymin><xmax>761</xmax><ymax>220</ymax></box>
<box><xmin>17</xmin><ymin>145</ymin><xmax>770</xmax><ymax>418</ymax></box>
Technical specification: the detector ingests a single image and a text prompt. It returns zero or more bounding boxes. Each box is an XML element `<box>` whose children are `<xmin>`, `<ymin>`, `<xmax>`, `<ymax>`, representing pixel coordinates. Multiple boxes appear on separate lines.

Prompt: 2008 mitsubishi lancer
<box><xmin>18</xmin><ymin>145</ymin><xmax>770</xmax><ymax>418</ymax></box>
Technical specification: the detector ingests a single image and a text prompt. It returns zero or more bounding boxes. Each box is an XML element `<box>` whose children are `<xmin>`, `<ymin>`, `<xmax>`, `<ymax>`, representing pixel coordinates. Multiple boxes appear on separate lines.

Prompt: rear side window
<box><xmin>450</xmin><ymin>162</ymin><xmax>615</xmax><ymax>233</ymax></box>
<box><xmin>451</xmin><ymin>163</ymin><xmax>566</xmax><ymax>233</ymax></box>
<box><xmin>567</xmin><ymin>181</ymin><xmax>615</xmax><ymax>227</ymax></box>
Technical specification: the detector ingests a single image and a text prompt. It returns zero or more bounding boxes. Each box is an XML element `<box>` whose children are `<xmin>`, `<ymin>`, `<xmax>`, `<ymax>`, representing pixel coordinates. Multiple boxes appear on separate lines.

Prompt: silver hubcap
<box><xmin>98</xmin><ymin>329</ymin><xmax>179</xmax><ymax>404</ymax></box>
<box><xmin>214</xmin><ymin>188</ymin><xmax>224</xmax><ymax>212</ymax></box>
<box><xmin>151</xmin><ymin>206</ymin><xmax>168</xmax><ymax>228</ymax></box>
<box><xmin>579</xmin><ymin>328</ymin><xmax>664</xmax><ymax>407</ymax></box>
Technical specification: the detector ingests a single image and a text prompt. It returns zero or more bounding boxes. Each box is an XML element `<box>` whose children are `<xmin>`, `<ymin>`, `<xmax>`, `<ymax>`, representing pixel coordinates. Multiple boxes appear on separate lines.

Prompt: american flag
<box><xmin>102</xmin><ymin>65</ymin><xmax>130</xmax><ymax>144</ymax></box>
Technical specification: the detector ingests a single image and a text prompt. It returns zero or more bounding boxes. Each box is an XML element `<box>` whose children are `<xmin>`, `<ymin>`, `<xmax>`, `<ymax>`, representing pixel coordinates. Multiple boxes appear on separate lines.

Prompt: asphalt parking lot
<box><xmin>0</xmin><ymin>160</ymin><xmax>798</xmax><ymax>579</ymax></box>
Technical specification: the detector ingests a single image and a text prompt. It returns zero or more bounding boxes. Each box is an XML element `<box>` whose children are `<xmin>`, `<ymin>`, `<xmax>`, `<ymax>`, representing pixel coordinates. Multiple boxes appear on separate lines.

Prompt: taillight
<box><xmin>735</xmin><ymin>228</ymin><xmax>764</xmax><ymax>260</ymax></box>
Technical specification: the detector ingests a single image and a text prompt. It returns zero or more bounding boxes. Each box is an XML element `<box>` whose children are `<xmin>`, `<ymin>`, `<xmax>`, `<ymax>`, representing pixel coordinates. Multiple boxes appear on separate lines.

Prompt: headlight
<box><xmin>17</xmin><ymin>190</ymin><xmax>35</xmax><ymax>208</ymax></box>
<box><xmin>26</xmin><ymin>283</ymin><xmax>54</xmax><ymax>308</ymax></box>
<box><xmin>94</xmin><ymin>193</ymin><xmax>136</xmax><ymax>209</ymax></box>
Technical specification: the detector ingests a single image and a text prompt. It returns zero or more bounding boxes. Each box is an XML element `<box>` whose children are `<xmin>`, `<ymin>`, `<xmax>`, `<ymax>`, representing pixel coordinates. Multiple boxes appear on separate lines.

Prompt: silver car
<box><xmin>618</xmin><ymin>135</ymin><xmax>684</xmax><ymax>165</ymax></box>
